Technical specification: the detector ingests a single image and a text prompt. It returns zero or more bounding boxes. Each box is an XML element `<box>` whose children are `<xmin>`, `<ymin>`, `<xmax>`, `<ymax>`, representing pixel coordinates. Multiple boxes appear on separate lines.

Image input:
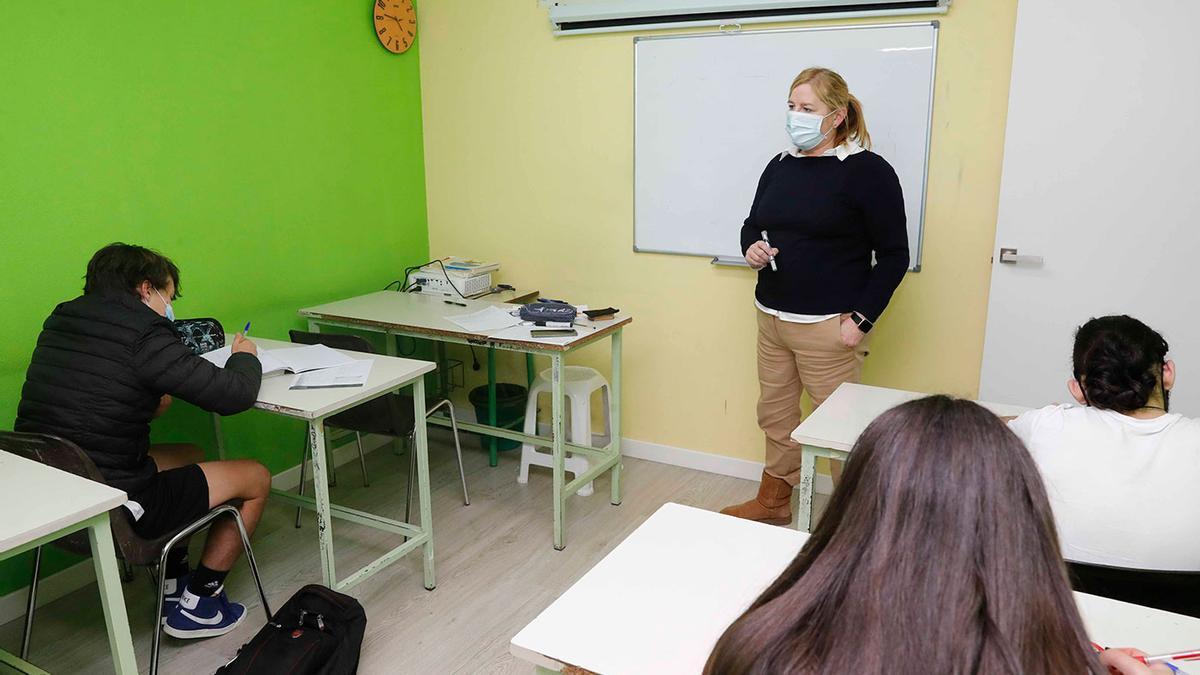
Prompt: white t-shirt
<box><xmin>1008</xmin><ymin>404</ymin><xmax>1200</xmax><ymax>571</ymax></box>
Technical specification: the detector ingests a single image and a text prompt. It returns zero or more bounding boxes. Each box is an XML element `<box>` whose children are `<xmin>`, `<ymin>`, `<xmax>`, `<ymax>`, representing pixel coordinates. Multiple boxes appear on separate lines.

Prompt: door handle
<box><xmin>998</xmin><ymin>248</ymin><xmax>1044</xmax><ymax>265</ymax></box>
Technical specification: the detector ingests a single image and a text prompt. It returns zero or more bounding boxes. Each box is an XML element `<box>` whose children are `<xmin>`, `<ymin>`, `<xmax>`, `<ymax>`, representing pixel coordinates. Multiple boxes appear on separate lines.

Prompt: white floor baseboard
<box><xmin>620</xmin><ymin>437</ymin><xmax>835</xmax><ymax>495</ymax></box>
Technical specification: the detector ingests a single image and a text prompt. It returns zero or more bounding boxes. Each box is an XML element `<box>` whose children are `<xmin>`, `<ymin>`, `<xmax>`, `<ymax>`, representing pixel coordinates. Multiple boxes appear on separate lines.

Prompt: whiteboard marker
<box><xmin>760</xmin><ymin>230</ymin><xmax>778</xmax><ymax>271</ymax></box>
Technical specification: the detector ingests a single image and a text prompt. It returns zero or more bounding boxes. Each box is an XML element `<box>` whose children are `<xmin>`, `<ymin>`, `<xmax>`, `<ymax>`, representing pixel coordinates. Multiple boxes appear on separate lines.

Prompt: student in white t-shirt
<box><xmin>1007</xmin><ymin>315</ymin><xmax>1200</xmax><ymax>571</ymax></box>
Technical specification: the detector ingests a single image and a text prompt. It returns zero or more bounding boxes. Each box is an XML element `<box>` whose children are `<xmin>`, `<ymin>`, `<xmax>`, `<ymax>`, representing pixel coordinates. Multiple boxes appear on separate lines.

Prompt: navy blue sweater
<box><xmin>739</xmin><ymin>150</ymin><xmax>909</xmax><ymax>322</ymax></box>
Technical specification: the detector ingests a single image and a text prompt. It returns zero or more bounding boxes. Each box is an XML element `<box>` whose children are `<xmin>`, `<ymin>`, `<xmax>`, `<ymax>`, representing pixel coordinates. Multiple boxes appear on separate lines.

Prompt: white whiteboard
<box><xmin>634</xmin><ymin>22</ymin><xmax>937</xmax><ymax>269</ymax></box>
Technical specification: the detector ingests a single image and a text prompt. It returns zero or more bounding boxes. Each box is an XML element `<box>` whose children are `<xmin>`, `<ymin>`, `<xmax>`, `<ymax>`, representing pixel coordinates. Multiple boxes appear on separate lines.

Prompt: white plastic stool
<box><xmin>517</xmin><ymin>366</ymin><xmax>611</xmax><ymax>497</ymax></box>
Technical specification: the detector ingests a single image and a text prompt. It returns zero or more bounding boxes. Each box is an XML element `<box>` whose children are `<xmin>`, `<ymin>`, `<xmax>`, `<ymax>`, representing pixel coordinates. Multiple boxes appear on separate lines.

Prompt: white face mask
<box><xmin>786</xmin><ymin>109</ymin><xmax>837</xmax><ymax>151</ymax></box>
<box><xmin>153</xmin><ymin>288</ymin><xmax>175</xmax><ymax>322</ymax></box>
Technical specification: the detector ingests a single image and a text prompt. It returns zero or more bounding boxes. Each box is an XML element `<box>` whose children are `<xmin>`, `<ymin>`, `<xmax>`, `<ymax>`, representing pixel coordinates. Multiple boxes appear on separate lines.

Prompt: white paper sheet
<box><xmin>446</xmin><ymin>306</ymin><xmax>522</xmax><ymax>333</ymax></box>
<box><xmin>289</xmin><ymin>359</ymin><xmax>373</xmax><ymax>389</ymax></box>
<box><xmin>200</xmin><ymin>343</ymin><xmax>354</xmax><ymax>376</ymax></box>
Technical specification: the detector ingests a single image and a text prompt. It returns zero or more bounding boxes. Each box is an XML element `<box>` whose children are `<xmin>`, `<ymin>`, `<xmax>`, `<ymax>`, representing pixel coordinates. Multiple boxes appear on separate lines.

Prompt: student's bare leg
<box><xmin>196</xmin><ymin>460</ymin><xmax>271</xmax><ymax>571</ymax></box>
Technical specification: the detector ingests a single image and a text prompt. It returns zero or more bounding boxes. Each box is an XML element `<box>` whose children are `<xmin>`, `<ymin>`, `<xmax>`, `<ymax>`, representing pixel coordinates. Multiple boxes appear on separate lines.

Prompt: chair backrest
<box><xmin>1068</xmin><ymin>560</ymin><xmax>1200</xmax><ymax>618</ymax></box>
<box><xmin>288</xmin><ymin>330</ymin><xmax>376</xmax><ymax>355</ymax></box>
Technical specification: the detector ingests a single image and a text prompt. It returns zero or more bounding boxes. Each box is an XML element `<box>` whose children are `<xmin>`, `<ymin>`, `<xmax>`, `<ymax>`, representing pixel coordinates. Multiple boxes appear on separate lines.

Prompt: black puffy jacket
<box><xmin>14</xmin><ymin>291</ymin><xmax>261</xmax><ymax>493</ymax></box>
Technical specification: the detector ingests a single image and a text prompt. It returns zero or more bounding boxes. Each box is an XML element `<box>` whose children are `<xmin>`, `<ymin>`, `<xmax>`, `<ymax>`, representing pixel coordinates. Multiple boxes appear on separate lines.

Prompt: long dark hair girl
<box><xmin>705</xmin><ymin>396</ymin><xmax>1105</xmax><ymax>674</ymax></box>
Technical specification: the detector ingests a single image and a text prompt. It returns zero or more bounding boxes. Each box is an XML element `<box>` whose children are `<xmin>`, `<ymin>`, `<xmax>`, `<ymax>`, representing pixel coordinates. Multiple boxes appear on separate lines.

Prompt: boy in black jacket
<box><xmin>16</xmin><ymin>243</ymin><xmax>270</xmax><ymax>639</ymax></box>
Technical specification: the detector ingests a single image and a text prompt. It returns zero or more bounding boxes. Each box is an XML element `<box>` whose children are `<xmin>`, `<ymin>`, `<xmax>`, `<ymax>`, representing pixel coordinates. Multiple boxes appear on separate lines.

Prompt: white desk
<box><xmin>511</xmin><ymin>503</ymin><xmax>1200</xmax><ymax>674</ymax></box>
<box><xmin>0</xmin><ymin>450</ymin><xmax>137</xmax><ymax>674</ymax></box>
<box><xmin>299</xmin><ymin>290</ymin><xmax>633</xmax><ymax>550</ymax></box>
<box><xmin>212</xmin><ymin>337</ymin><xmax>438</xmax><ymax>592</ymax></box>
<box><xmin>789</xmin><ymin>383</ymin><xmax>1031</xmax><ymax>531</ymax></box>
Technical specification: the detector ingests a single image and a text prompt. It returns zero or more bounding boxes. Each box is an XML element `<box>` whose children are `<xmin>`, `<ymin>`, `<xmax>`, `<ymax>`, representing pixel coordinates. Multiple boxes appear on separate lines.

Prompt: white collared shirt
<box><xmin>758</xmin><ymin>139</ymin><xmax>865</xmax><ymax>323</ymax></box>
<box><xmin>777</xmin><ymin>138</ymin><xmax>865</xmax><ymax>162</ymax></box>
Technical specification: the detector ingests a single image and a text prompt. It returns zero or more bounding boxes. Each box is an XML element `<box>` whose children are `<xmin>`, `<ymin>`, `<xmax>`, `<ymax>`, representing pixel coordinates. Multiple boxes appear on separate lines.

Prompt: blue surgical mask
<box><xmin>786</xmin><ymin>110</ymin><xmax>837</xmax><ymax>151</ymax></box>
<box><xmin>154</xmin><ymin>288</ymin><xmax>176</xmax><ymax>322</ymax></box>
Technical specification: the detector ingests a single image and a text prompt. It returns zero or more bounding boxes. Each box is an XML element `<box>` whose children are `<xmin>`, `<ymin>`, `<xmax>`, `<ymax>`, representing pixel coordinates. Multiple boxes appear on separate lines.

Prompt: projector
<box><xmin>406</xmin><ymin>268</ymin><xmax>492</xmax><ymax>297</ymax></box>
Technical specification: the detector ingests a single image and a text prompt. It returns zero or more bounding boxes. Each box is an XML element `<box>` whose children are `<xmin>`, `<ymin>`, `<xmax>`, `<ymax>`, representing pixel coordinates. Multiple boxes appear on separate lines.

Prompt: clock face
<box><xmin>373</xmin><ymin>0</ymin><xmax>416</xmax><ymax>54</ymax></box>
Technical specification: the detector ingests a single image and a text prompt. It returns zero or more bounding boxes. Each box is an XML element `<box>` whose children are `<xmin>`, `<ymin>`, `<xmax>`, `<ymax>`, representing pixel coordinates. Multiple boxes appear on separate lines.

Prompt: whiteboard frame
<box><xmin>632</xmin><ymin>21</ymin><xmax>939</xmax><ymax>272</ymax></box>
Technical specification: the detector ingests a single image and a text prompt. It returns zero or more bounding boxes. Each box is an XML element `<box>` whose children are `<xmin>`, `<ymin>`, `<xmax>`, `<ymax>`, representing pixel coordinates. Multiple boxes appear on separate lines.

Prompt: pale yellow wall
<box><xmin>418</xmin><ymin>1</ymin><xmax>1018</xmax><ymax>463</ymax></box>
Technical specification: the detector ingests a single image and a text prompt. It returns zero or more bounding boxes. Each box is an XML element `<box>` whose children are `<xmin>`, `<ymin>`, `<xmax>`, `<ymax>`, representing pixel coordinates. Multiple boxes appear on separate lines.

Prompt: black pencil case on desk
<box><xmin>173</xmin><ymin>318</ymin><xmax>225</xmax><ymax>355</ymax></box>
<box><xmin>519</xmin><ymin>301</ymin><xmax>577</xmax><ymax>324</ymax></box>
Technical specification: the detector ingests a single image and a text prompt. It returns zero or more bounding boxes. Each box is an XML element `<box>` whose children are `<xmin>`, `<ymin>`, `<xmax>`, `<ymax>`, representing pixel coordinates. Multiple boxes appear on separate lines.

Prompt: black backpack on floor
<box><xmin>216</xmin><ymin>585</ymin><xmax>367</xmax><ymax>675</ymax></box>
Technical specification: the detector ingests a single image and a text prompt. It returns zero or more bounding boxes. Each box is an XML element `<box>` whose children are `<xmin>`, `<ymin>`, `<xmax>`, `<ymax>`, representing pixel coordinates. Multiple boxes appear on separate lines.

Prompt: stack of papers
<box><xmin>202</xmin><ymin>344</ymin><xmax>367</xmax><ymax>383</ymax></box>
<box><xmin>289</xmin><ymin>360</ymin><xmax>373</xmax><ymax>390</ymax></box>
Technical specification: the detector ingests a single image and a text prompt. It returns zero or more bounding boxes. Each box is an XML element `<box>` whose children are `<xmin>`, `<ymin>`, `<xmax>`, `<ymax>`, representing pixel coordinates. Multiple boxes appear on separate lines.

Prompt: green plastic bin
<box><xmin>468</xmin><ymin>383</ymin><xmax>527</xmax><ymax>452</ymax></box>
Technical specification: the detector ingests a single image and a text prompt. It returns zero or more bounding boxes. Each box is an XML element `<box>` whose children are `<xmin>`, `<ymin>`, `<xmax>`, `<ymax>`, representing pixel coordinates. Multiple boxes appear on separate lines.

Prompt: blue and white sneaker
<box><xmin>160</xmin><ymin>574</ymin><xmax>190</xmax><ymax>620</ymax></box>
<box><xmin>163</xmin><ymin>587</ymin><xmax>246</xmax><ymax>639</ymax></box>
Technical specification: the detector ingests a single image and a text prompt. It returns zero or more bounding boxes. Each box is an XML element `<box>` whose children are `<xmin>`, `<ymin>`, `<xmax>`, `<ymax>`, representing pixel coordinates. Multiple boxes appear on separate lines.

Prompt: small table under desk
<box><xmin>511</xmin><ymin>503</ymin><xmax>1200</xmax><ymax>675</ymax></box>
<box><xmin>789</xmin><ymin>383</ymin><xmax>1031</xmax><ymax>532</ymax></box>
<box><xmin>211</xmin><ymin>337</ymin><xmax>438</xmax><ymax>592</ymax></box>
<box><xmin>298</xmin><ymin>290</ymin><xmax>632</xmax><ymax>551</ymax></box>
<box><xmin>0</xmin><ymin>451</ymin><xmax>137</xmax><ymax>675</ymax></box>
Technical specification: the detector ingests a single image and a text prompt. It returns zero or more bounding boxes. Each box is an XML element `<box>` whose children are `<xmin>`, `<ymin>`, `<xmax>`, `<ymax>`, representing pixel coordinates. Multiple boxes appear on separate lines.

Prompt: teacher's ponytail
<box><xmin>844</xmin><ymin>94</ymin><xmax>871</xmax><ymax>150</ymax></box>
<box><xmin>789</xmin><ymin>67</ymin><xmax>873</xmax><ymax>150</ymax></box>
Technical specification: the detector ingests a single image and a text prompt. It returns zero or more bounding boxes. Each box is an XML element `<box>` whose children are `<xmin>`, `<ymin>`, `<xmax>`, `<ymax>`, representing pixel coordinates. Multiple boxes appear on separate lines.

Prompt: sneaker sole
<box><xmin>162</xmin><ymin>610</ymin><xmax>246</xmax><ymax>640</ymax></box>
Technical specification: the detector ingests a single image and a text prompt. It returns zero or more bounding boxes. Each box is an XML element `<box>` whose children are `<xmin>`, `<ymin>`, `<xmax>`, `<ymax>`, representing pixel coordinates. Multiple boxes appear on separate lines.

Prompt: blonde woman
<box><xmin>721</xmin><ymin>68</ymin><xmax>909</xmax><ymax>525</ymax></box>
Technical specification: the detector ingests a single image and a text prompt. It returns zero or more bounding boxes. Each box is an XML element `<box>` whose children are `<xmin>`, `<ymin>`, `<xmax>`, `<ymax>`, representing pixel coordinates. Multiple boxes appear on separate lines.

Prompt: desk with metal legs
<box><xmin>211</xmin><ymin>337</ymin><xmax>438</xmax><ymax>591</ymax></box>
<box><xmin>299</xmin><ymin>291</ymin><xmax>632</xmax><ymax>550</ymax></box>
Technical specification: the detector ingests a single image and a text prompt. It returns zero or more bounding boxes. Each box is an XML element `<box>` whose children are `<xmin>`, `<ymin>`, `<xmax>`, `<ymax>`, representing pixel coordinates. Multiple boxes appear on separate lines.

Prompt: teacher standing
<box><xmin>721</xmin><ymin>67</ymin><xmax>909</xmax><ymax>525</ymax></box>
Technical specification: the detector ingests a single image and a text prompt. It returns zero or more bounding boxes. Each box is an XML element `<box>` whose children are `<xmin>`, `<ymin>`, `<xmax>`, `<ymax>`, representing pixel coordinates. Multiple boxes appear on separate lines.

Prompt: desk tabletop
<box><xmin>246</xmin><ymin>337</ymin><xmax>436</xmax><ymax>420</ymax></box>
<box><xmin>0</xmin><ymin>450</ymin><xmax>127</xmax><ymax>553</ymax></box>
<box><xmin>791</xmin><ymin>383</ymin><xmax>1032</xmax><ymax>453</ymax></box>
<box><xmin>511</xmin><ymin>503</ymin><xmax>1200</xmax><ymax>675</ymax></box>
<box><xmin>298</xmin><ymin>290</ymin><xmax>631</xmax><ymax>353</ymax></box>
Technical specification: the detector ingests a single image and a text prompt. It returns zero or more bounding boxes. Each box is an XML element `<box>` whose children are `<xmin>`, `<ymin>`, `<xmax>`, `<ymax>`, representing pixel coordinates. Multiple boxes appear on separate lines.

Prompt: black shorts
<box><xmin>126</xmin><ymin>464</ymin><xmax>211</xmax><ymax>539</ymax></box>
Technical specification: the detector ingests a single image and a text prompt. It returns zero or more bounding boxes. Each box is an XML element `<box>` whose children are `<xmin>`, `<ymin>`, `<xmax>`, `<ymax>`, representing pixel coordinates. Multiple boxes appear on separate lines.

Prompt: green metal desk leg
<box><xmin>384</xmin><ymin>334</ymin><xmax>406</xmax><ymax>456</ymax></box>
<box><xmin>435</xmin><ymin>341</ymin><xmax>450</xmax><ymax>400</ymax></box>
<box><xmin>412</xmin><ymin>378</ymin><xmax>436</xmax><ymax>590</ymax></box>
<box><xmin>551</xmin><ymin>353</ymin><xmax>567</xmax><ymax>550</ymax></box>
<box><xmin>308</xmin><ymin>419</ymin><xmax>337</xmax><ymax>586</ymax></box>
<box><xmin>796</xmin><ymin>446</ymin><xmax>817</xmax><ymax>533</ymax></box>
<box><xmin>526</xmin><ymin>353</ymin><xmax>536</xmax><ymax>388</ymax></box>
<box><xmin>487</xmin><ymin>348</ymin><xmax>498</xmax><ymax>467</ymax></box>
<box><xmin>87</xmin><ymin>513</ymin><xmax>138</xmax><ymax>674</ymax></box>
<box><xmin>610</xmin><ymin>329</ymin><xmax>623</xmax><ymax>506</ymax></box>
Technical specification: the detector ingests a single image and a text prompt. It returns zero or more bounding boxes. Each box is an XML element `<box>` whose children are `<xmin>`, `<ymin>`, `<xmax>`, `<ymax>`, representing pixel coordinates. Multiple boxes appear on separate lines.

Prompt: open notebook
<box><xmin>201</xmin><ymin>343</ymin><xmax>356</xmax><ymax>377</ymax></box>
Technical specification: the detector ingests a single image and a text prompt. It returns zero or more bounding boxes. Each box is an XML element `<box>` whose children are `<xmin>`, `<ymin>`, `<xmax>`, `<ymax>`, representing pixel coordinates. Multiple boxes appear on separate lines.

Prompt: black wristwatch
<box><xmin>850</xmin><ymin>313</ymin><xmax>874</xmax><ymax>333</ymax></box>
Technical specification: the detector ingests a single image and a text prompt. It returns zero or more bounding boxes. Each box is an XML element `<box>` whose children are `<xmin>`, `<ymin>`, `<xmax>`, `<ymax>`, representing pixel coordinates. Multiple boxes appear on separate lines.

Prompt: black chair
<box><xmin>1068</xmin><ymin>560</ymin><xmax>1200</xmax><ymax>618</ymax></box>
<box><xmin>287</xmin><ymin>330</ymin><xmax>469</xmax><ymax>528</ymax></box>
<box><xmin>1</xmin><ymin>431</ymin><xmax>271</xmax><ymax>675</ymax></box>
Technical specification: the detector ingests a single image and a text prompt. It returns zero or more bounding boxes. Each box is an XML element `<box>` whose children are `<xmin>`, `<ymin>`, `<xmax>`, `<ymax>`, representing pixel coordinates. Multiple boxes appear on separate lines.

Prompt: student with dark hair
<box><xmin>1007</xmin><ymin>315</ymin><xmax>1200</xmax><ymax>571</ymax></box>
<box><xmin>706</xmin><ymin>396</ymin><xmax>1170</xmax><ymax>675</ymax></box>
<box><xmin>16</xmin><ymin>242</ymin><xmax>271</xmax><ymax>639</ymax></box>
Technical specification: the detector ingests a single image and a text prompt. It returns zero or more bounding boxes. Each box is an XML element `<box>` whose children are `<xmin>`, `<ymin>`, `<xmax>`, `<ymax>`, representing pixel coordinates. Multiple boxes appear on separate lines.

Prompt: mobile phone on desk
<box><xmin>531</xmin><ymin>329</ymin><xmax>577</xmax><ymax>338</ymax></box>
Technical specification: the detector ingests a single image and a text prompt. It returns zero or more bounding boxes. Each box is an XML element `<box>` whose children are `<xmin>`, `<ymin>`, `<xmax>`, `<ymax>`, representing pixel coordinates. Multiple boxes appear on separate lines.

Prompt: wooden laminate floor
<box><xmin>0</xmin><ymin>430</ymin><xmax>828</xmax><ymax>674</ymax></box>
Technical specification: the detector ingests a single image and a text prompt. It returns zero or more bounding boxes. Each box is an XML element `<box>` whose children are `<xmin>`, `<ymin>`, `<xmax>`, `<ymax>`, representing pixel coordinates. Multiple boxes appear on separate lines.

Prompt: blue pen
<box><xmin>242</xmin><ymin>321</ymin><xmax>251</xmax><ymax>336</ymax></box>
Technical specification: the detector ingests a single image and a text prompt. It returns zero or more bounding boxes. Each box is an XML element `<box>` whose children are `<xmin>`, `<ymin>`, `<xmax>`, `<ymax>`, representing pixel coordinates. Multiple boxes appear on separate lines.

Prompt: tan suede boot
<box><xmin>719</xmin><ymin>471</ymin><xmax>793</xmax><ymax>526</ymax></box>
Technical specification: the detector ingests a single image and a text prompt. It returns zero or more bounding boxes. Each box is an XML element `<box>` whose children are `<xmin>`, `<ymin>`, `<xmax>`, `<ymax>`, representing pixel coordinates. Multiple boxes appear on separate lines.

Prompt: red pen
<box><xmin>1145</xmin><ymin>650</ymin><xmax>1200</xmax><ymax>664</ymax></box>
<box><xmin>1092</xmin><ymin>642</ymin><xmax>1200</xmax><ymax>666</ymax></box>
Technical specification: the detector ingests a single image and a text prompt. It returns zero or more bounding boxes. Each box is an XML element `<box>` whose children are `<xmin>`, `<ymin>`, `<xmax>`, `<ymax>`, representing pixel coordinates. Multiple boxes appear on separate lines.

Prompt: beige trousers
<box><xmin>757</xmin><ymin>310</ymin><xmax>869</xmax><ymax>485</ymax></box>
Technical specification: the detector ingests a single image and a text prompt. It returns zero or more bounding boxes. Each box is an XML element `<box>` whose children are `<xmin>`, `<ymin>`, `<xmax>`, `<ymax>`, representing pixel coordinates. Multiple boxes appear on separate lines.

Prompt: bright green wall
<box><xmin>0</xmin><ymin>2</ymin><xmax>428</xmax><ymax>598</ymax></box>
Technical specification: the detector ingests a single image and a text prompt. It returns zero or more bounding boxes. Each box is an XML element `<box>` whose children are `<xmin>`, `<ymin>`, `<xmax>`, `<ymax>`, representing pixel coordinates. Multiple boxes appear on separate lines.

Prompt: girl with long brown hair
<box><xmin>706</xmin><ymin>396</ymin><xmax>1171</xmax><ymax>674</ymax></box>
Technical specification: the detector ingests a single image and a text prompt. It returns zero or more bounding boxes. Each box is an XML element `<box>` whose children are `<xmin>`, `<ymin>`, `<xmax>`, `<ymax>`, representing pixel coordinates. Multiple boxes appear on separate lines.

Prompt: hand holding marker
<box><xmin>760</xmin><ymin>230</ymin><xmax>778</xmax><ymax>271</ymax></box>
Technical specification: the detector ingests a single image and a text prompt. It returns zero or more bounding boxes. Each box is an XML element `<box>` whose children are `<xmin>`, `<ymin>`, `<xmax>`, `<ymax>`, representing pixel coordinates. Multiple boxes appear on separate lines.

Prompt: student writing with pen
<box><xmin>15</xmin><ymin>243</ymin><xmax>270</xmax><ymax>642</ymax></box>
<box><xmin>723</xmin><ymin>67</ymin><xmax>909</xmax><ymax>525</ymax></box>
